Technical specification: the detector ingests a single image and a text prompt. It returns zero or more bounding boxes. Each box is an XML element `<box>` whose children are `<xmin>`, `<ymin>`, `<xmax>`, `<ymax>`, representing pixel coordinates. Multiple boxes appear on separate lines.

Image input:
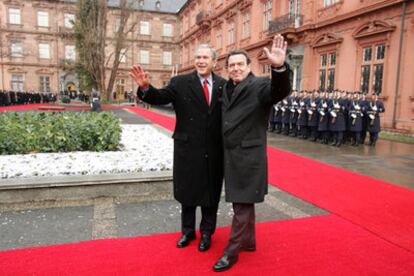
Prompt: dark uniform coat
<box><xmin>137</xmin><ymin>71</ymin><xmax>226</xmax><ymax>207</ymax></box>
<box><xmin>307</xmin><ymin>98</ymin><xmax>319</xmax><ymax>127</ymax></box>
<box><xmin>221</xmin><ymin>68</ymin><xmax>291</xmax><ymax>203</ymax></box>
<box><xmin>348</xmin><ymin>100</ymin><xmax>364</xmax><ymax>132</ymax></box>
<box><xmin>366</xmin><ymin>100</ymin><xmax>385</xmax><ymax>133</ymax></box>
<box><xmin>329</xmin><ymin>99</ymin><xmax>346</xmax><ymax>132</ymax></box>
<box><xmin>317</xmin><ymin>99</ymin><xmax>329</xmax><ymax>131</ymax></box>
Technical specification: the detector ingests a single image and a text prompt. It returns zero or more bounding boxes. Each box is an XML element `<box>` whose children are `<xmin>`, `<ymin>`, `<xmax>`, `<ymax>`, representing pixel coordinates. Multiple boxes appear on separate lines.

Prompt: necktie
<box><xmin>203</xmin><ymin>79</ymin><xmax>210</xmax><ymax>106</ymax></box>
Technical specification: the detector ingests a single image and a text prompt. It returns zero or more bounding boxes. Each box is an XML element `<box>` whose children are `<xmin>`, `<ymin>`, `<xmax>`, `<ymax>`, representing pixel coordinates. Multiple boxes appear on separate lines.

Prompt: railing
<box><xmin>268</xmin><ymin>13</ymin><xmax>303</xmax><ymax>34</ymax></box>
<box><xmin>196</xmin><ymin>11</ymin><xmax>211</xmax><ymax>25</ymax></box>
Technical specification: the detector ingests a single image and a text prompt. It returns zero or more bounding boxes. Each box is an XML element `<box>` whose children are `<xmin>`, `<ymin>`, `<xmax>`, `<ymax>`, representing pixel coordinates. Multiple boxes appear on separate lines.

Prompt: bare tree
<box><xmin>74</xmin><ymin>0</ymin><xmax>136</xmax><ymax>101</ymax></box>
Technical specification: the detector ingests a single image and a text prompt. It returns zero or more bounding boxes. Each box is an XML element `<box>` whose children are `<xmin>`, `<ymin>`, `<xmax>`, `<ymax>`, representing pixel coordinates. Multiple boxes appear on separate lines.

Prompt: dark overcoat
<box><xmin>348</xmin><ymin>100</ymin><xmax>364</xmax><ymax>132</ymax></box>
<box><xmin>366</xmin><ymin>100</ymin><xmax>385</xmax><ymax>133</ymax></box>
<box><xmin>297</xmin><ymin>98</ymin><xmax>308</xmax><ymax>127</ymax></box>
<box><xmin>328</xmin><ymin>99</ymin><xmax>346</xmax><ymax>132</ymax></box>
<box><xmin>317</xmin><ymin>99</ymin><xmax>329</xmax><ymax>131</ymax></box>
<box><xmin>137</xmin><ymin>71</ymin><xmax>226</xmax><ymax>207</ymax></box>
<box><xmin>221</xmin><ymin>68</ymin><xmax>291</xmax><ymax>203</ymax></box>
<box><xmin>307</xmin><ymin>98</ymin><xmax>319</xmax><ymax>127</ymax></box>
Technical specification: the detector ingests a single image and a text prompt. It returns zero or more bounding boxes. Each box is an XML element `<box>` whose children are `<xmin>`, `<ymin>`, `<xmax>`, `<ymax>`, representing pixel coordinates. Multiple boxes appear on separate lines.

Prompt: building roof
<box><xmin>61</xmin><ymin>0</ymin><xmax>188</xmax><ymax>14</ymax></box>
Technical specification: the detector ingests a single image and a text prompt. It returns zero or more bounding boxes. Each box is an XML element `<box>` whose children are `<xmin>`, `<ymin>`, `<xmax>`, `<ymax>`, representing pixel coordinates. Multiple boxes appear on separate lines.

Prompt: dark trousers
<box><xmin>225</xmin><ymin>203</ymin><xmax>256</xmax><ymax>257</ymax></box>
<box><xmin>369</xmin><ymin>132</ymin><xmax>379</xmax><ymax>144</ymax></box>
<box><xmin>181</xmin><ymin>204</ymin><xmax>218</xmax><ymax>236</ymax></box>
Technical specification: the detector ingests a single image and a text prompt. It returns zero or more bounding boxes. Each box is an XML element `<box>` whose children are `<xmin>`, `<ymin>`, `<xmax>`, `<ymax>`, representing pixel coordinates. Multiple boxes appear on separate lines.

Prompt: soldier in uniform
<box><xmin>289</xmin><ymin>90</ymin><xmax>299</xmax><ymax>137</ymax></box>
<box><xmin>366</xmin><ymin>93</ymin><xmax>385</xmax><ymax>146</ymax></box>
<box><xmin>328</xmin><ymin>90</ymin><xmax>346</xmax><ymax>146</ymax></box>
<box><xmin>348</xmin><ymin>92</ymin><xmax>364</xmax><ymax>146</ymax></box>
<box><xmin>296</xmin><ymin>90</ymin><xmax>308</xmax><ymax>139</ymax></box>
<box><xmin>307</xmin><ymin>90</ymin><xmax>320</xmax><ymax>141</ymax></box>
<box><xmin>359</xmin><ymin>92</ymin><xmax>369</xmax><ymax>144</ymax></box>
<box><xmin>273</xmin><ymin>101</ymin><xmax>283</xmax><ymax>133</ymax></box>
<box><xmin>317</xmin><ymin>91</ymin><xmax>330</xmax><ymax>144</ymax></box>
<box><xmin>280</xmin><ymin>96</ymin><xmax>290</xmax><ymax>135</ymax></box>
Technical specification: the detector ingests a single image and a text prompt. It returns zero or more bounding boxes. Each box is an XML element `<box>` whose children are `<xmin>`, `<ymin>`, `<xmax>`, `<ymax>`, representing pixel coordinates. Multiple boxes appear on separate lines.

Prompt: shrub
<box><xmin>0</xmin><ymin>111</ymin><xmax>122</xmax><ymax>155</ymax></box>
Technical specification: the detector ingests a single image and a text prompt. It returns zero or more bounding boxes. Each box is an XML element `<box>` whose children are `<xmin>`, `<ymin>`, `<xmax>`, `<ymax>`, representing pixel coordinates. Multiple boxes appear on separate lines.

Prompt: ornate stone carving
<box><xmin>353</xmin><ymin>20</ymin><xmax>396</xmax><ymax>39</ymax></box>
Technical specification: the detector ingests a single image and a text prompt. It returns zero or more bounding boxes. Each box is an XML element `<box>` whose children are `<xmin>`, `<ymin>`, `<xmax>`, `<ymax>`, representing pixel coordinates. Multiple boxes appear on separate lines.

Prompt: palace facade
<box><xmin>179</xmin><ymin>0</ymin><xmax>414</xmax><ymax>132</ymax></box>
<box><xmin>0</xmin><ymin>0</ymin><xmax>185</xmax><ymax>96</ymax></box>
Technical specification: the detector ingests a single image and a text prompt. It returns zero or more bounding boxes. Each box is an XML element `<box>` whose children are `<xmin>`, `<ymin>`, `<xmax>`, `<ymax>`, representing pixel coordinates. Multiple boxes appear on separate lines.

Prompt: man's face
<box><xmin>227</xmin><ymin>54</ymin><xmax>251</xmax><ymax>84</ymax></box>
<box><xmin>194</xmin><ymin>48</ymin><xmax>216</xmax><ymax>77</ymax></box>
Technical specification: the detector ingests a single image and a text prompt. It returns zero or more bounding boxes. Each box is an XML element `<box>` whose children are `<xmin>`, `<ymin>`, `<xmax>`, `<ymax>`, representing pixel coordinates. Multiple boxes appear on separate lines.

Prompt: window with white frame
<box><xmin>163</xmin><ymin>23</ymin><xmax>173</xmax><ymax>37</ymax></box>
<box><xmin>242</xmin><ymin>12</ymin><xmax>250</xmax><ymax>39</ymax></box>
<box><xmin>163</xmin><ymin>51</ymin><xmax>172</xmax><ymax>65</ymax></box>
<box><xmin>114</xmin><ymin>17</ymin><xmax>121</xmax><ymax>32</ymax></box>
<box><xmin>37</xmin><ymin>11</ymin><xmax>49</xmax><ymax>27</ymax></box>
<box><xmin>262</xmin><ymin>0</ymin><xmax>272</xmax><ymax>31</ymax></box>
<box><xmin>39</xmin><ymin>76</ymin><xmax>51</xmax><ymax>93</ymax></box>
<box><xmin>323</xmin><ymin>0</ymin><xmax>340</xmax><ymax>7</ymax></box>
<box><xmin>65</xmin><ymin>45</ymin><xmax>76</xmax><ymax>60</ymax></box>
<box><xmin>119</xmin><ymin>48</ymin><xmax>126</xmax><ymax>63</ymax></box>
<box><xmin>360</xmin><ymin>44</ymin><xmax>385</xmax><ymax>95</ymax></box>
<box><xmin>9</xmin><ymin>8</ymin><xmax>21</xmax><ymax>25</ymax></box>
<box><xmin>227</xmin><ymin>22</ymin><xmax>235</xmax><ymax>45</ymax></box>
<box><xmin>64</xmin><ymin>13</ymin><xmax>75</xmax><ymax>28</ymax></box>
<box><xmin>140</xmin><ymin>50</ymin><xmax>150</xmax><ymax>64</ymax></box>
<box><xmin>216</xmin><ymin>32</ymin><xmax>222</xmax><ymax>49</ymax></box>
<box><xmin>11</xmin><ymin>74</ymin><xmax>24</xmax><ymax>91</ymax></box>
<box><xmin>39</xmin><ymin>43</ymin><xmax>50</xmax><ymax>59</ymax></box>
<box><xmin>140</xmin><ymin>21</ymin><xmax>150</xmax><ymax>35</ymax></box>
<box><xmin>11</xmin><ymin>42</ymin><xmax>23</xmax><ymax>58</ymax></box>
<box><xmin>319</xmin><ymin>52</ymin><xmax>336</xmax><ymax>91</ymax></box>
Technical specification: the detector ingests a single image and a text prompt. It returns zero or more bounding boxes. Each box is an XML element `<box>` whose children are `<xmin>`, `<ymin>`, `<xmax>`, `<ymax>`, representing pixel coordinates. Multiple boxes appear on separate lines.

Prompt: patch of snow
<box><xmin>0</xmin><ymin>124</ymin><xmax>173</xmax><ymax>179</ymax></box>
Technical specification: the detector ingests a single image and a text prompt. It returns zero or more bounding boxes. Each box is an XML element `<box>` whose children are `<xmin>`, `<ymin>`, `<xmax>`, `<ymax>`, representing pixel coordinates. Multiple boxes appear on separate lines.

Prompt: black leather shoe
<box><xmin>198</xmin><ymin>234</ymin><xmax>211</xmax><ymax>252</ymax></box>
<box><xmin>213</xmin><ymin>254</ymin><xmax>238</xmax><ymax>272</ymax></box>
<box><xmin>177</xmin><ymin>234</ymin><xmax>195</xmax><ymax>248</ymax></box>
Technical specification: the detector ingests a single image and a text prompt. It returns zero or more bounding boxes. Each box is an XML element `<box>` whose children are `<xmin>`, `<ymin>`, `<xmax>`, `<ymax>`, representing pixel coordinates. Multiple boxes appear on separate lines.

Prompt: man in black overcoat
<box><xmin>213</xmin><ymin>34</ymin><xmax>291</xmax><ymax>272</ymax></box>
<box><xmin>130</xmin><ymin>45</ymin><xmax>226</xmax><ymax>252</ymax></box>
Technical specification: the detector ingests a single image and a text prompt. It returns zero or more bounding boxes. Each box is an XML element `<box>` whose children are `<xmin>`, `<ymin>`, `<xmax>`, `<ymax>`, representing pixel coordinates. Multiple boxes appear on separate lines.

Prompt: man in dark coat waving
<box><xmin>213</xmin><ymin>34</ymin><xmax>291</xmax><ymax>272</ymax></box>
<box><xmin>130</xmin><ymin>45</ymin><xmax>226</xmax><ymax>252</ymax></box>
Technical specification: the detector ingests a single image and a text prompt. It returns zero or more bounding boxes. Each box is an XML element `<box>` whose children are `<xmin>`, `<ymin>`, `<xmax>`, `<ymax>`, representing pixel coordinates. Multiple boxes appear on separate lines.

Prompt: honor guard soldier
<box><xmin>366</xmin><ymin>93</ymin><xmax>385</xmax><ymax>146</ymax></box>
<box><xmin>328</xmin><ymin>89</ymin><xmax>346</xmax><ymax>146</ymax></box>
<box><xmin>307</xmin><ymin>90</ymin><xmax>320</xmax><ymax>141</ymax></box>
<box><xmin>317</xmin><ymin>90</ymin><xmax>330</xmax><ymax>144</ymax></box>
<box><xmin>273</xmin><ymin>101</ymin><xmax>283</xmax><ymax>133</ymax></box>
<box><xmin>348</xmin><ymin>92</ymin><xmax>364</xmax><ymax>146</ymax></box>
<box><xmin>289</xmin><ymin>90</ymin><xmax>299</xmax><ymax>137</ymax></box>
<box><xmin>296</xmin><ymin>90</ymin><xmax>308</xmax><ymax>139</ymax></box>
<box><xmin>281</xmin><ymin>96</ymin><xmax>290</xmax><ymax>135</ymax></box>
<box><xmin>359</xmin><ymin>92</ymin><xmax>369</xmax><ymax>144</ymax></box>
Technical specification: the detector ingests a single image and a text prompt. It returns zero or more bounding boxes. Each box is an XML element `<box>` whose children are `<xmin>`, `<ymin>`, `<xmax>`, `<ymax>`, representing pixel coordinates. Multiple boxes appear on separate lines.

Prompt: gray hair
<box><xmin>194</xmin><ymin>44</ymin><xmax>217</xmax><ymax>61</ymax></box>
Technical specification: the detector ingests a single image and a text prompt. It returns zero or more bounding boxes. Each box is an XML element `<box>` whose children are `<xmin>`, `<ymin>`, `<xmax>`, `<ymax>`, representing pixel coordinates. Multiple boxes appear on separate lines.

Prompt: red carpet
<box><xmin>267</xmin><ymin>147</ymin><xmax>414</xmax><ymax>253</ymax></box>
<box><xmin>1</xmin><ymin>106</ymin><xmax>413</xmax><ymax>274</ymax></box>
<box><xmin>0</xmin><ymin>103</ymin><xmax>46</xmax><ymax>111</ymax></box>
<box><xmin>127</xmin><ymin>106</ymin><xmax>176</xmax><ymax>131</ymax></box>
<box><xmin>1</xmin><ymin>215</ymin><xmax>413</xmax><ymax>276</ymax></box>
<box><xmin>0</xmin><ymin>103</ymin><xmax>126</xmax><ymax>112</ymax></box>
<box><xmin>126</xmin><ymin>107</ymin><xmax>414</xmax><ymax>253</ymax></box>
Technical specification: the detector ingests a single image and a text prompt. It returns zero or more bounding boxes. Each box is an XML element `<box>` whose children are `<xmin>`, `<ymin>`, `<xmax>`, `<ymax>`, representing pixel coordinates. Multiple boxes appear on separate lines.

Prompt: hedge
<box><xmin>0</xmin><ymin>111</ymin><xmax>122</xmax><ymax>155</ymax></box>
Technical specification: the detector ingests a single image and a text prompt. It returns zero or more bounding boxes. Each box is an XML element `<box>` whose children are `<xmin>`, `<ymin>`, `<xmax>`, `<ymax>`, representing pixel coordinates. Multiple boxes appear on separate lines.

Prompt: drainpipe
<box><xmin>392</xmin><ymin>0</ymin><xmax>406</xmax><ymax>129</ymax></box>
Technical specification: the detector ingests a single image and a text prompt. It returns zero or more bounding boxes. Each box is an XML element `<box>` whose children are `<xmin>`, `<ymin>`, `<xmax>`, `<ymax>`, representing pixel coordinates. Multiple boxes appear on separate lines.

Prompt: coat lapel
<box><xmin>228</xmin><ymin>73</ymin><xmax>254</xmax><ymax>108</ymax></box>
<box><xmin>188</xmin><ymin>71</ymin><xmax>209</xmax><ymax>110</ymax></box>
<box><xmin>209</xmin><ymin>73</ymin><xmax>222</xmax><ymax>112</ymax></box>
